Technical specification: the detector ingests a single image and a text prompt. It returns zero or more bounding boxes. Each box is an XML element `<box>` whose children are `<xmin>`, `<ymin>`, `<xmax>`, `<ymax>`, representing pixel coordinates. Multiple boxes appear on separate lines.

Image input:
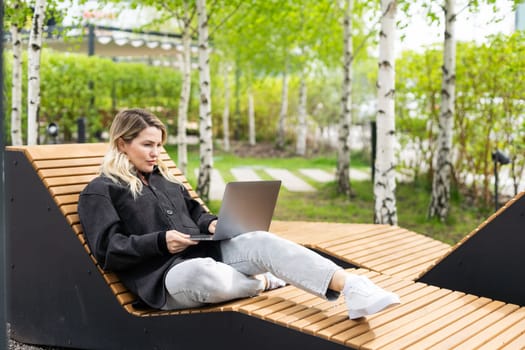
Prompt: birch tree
<box><xmin>276</xmin><ymin>70</ymin><xmax>288</xmax><ymax>149</ymax></box>
<box><xmin>428</xmin><ymin>0</ymin><xmax>457</xmax><ymax>221</ymax></box>
<box><xmin>296</xmin><ymin>72</ymin><xmax>308</xmax><ymax>156</ymax></box>
<box><xmin>336</xmin><ymin>0</ymin><xmax>353</xmax><ymax>197</ymax></box>
<box><xmin>8</xmin><ymin>0</ymin><xmax>25</xmax><ymax>146</ymax></box>
<box><xmin>175</xmin><ymin>1</ymin><xmax>193</xmax><ymax>175</ymax></box>
<box><xmin>374</xmin><ymin>0</ymin><xmax>398</xmax><ymax>225</ymax></box>
<box><xmin>196</xmin><ymin>0</ymin><xmax>213</xmax><ymax>201</ymax></box>
<box><xmin>155</xmin><ymin>1</ymin><xmax>198</xmax><ymax>174</ymax></box>
<box><xmin>27</xmin><ymin>0</ymin><xmax>47</xmax><ymax>145</ymax></box>
<box><xmin>222</xmin><ymin>64</ymin><xmax>231</xmax><ymax>151</ymax></box>
<box><xmin>247</xmin><ymin>86</ymin><xmax>256</xmax><ymax>146</ymax></box>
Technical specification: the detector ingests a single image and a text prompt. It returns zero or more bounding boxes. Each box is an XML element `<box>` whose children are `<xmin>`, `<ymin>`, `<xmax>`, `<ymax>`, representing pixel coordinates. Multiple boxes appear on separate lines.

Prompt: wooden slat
<box><xmin>34</xmin><ymin>157</ymin><xmax>104</xmax><ymax>170</ymax></box>
<box><xmin>109</xmin><ymin>282</ymin><xmax>129</xmax><ymax>295</ymax></box>
<box><xmin>39</xmin><ymin>165</ymin><xmax>100</xmax><ymax>178</ymax></box>
<box><xmin>44</xmin><ymin>174</ymin><xmax>99</xmax><ymax>187</ymax></box>
<box><xmin>103</xmin><ymin>272</ymin><xmax>120</xmax><ymax>284</ymax></box>
<box><xmin>13</xmin><ymin>143</ymin><xmax>109</xmax><ymax>161</ymax></box>
<box><xmin>61</xmin><ymin>204</ymin><xmax>78</xmax><ymax>216</ymax></box>
<box><xmin>116</xmin><ymin>292</ymin><xmax>138</xmax><ymax>306</ymax></box>
<box><xmin>55</xmin><ymin>193</ymin><xmax>80</xmax><ymax>206</ymax></box>
<box><xmin>66</xmin><ymin>213</ymin><xmax>80</xmax><ymax>226</ymax></box>
<box><xmin>49</xmin><ymin>183</ymin><xmax>89</xmax><ymax>196</ymax></box>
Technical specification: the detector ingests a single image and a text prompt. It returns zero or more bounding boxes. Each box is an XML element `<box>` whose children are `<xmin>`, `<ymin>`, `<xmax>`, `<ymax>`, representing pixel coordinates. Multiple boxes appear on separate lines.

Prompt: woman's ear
<box><xmin>117</xmin><ymin>138</ymin><xmax>126</xmax><ymax>153</ymax></box>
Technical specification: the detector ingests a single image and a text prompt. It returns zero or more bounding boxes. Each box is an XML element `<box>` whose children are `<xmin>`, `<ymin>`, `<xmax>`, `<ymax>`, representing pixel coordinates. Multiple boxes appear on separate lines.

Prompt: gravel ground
<box><xmin>9</xmin><ymin>339</ymin><xmax>54</xmax><ymax>350</ymax></box>
<box><xmin>7</xmin><ymin>325</ymin><xmax>64</xmax><ymax>350</ymax></box>
<box><xmin>9</xmin><ymin>336</ymin><xmax>64</xmax><ymax>350</ymax></box>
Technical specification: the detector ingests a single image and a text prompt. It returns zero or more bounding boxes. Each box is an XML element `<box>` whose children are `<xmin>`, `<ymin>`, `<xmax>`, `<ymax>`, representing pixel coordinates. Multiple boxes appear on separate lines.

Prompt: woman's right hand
<box><xmin>165</xmin><ymin>230</ymin><xmax>198</xmax><ymax>254</ymax></box>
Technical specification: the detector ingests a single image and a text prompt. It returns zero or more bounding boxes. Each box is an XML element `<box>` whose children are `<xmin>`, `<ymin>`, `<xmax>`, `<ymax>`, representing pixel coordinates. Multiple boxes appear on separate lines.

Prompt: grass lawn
<box><xmin>165</xmin><ymin>144</ymin><xmax>493</xmax><ymax>245</ymax></box>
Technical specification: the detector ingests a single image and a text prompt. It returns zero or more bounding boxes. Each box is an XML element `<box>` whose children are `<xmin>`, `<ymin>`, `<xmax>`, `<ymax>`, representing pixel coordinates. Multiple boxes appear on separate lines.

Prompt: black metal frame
<box><xmin>6</xmin><ymin>150</ymin><xmax>352</xmax><ymax>350</ymax></box>
<box><xmin>418</xmin><ymin>193</ymin><xmax>525</xmax><ymax>306</ymax></box>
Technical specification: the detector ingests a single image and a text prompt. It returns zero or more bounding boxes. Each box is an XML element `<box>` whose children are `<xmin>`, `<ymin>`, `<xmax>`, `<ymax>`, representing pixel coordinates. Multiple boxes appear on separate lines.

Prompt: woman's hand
<box><xmin>208</xmin><ymin>220</ymin><xmax>217</xmax><ymax>234</ymax></box>
<box><xmin>165</xmin><ymin>230</ymin><xmax>198</xmax><ymax>254</ymax></box>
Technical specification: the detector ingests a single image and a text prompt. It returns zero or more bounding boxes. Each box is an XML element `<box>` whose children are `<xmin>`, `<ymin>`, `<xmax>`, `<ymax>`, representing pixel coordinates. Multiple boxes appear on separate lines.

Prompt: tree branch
<box><xmin>209</xmin><ymin>1</ymin><xmax>245</xmax><ymax>37</ymax></box>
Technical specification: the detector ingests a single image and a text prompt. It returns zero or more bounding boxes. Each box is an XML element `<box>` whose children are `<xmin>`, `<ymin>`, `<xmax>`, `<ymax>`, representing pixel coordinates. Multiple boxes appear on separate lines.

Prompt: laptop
<box><xmin>191</xmin><ymin>180</ymin><xmax>281</xmax><ymax>241</ymax></box>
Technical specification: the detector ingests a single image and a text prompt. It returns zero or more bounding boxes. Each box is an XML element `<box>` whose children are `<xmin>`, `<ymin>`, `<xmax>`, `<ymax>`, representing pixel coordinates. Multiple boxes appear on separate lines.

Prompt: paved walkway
<box><xmin>197</xmin><ymin>166</ymin><xmax>523</xmax><ymax>201</ymax></box>
<box><xmin>263</xmin><ymin>168</ymin><xmax>316</xmax><ymax>192</ymax></box>
<box><xmin>197</xmin><ymin>167</ymin><xmax>371</xmax><ymax>200</ymax></box>
<box><xmin>231</xmin><ymin>167</ymin><xmax>262</xmax><ymax>181</ymax></box>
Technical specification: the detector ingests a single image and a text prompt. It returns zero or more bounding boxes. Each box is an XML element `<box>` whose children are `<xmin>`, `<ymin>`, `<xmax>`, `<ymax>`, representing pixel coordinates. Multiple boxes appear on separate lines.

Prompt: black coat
<box><xmin>78</xmin><ymin>168</ymin><xmax>220</xmax><ymax>309</ymax></box>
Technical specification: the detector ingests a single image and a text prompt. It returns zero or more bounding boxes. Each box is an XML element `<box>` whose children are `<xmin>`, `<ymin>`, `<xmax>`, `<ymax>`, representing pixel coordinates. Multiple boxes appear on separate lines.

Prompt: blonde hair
<box><xmin>100</xmin><ymin>108</ymin><xmax>180</xmax><ymax>197</ymax></box>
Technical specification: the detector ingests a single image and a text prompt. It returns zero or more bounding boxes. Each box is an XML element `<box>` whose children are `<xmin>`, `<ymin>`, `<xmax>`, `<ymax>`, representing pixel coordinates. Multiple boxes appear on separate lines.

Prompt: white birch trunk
<box><xmin>222</xmin><ymin>65</ymin><xmax>231</xmax><ymax>152</ymax></box>
<box><xmin>196</xmin><ymin>0</ymin><xmax>213</xmax><ymax>201</ymax></box>
<box><xmin>248</xmin><ymin>87</ymin><xmax>255</xmax><ymax>146</ymax></box>
<box><xmin>177</xmin><ymin>6</ymin><xmax>191</xmax><ymax>174</ymax></box>
<box><xmin>374</xmin><ymin>0</ymin><xmax>398</xmax><ymax>225</ymax></box>
<box><xmin>276</xmin><ymin>70</ymin><xmax>288</xmax><ymax>149</ymax></box>
<box><xmin>11</xmin><ymin>24</ymin><xmax>23</xmax><ymax>146</ymax></box>
<box><xmin>296</xmin><ymin>74</ymin><xmax>307</xmax><ymax>156</ymax></box>
<box><xmin>429</xmin><ymin>0</ymin><xmax>457</xmax><ymax>221</ymax></box>
<box><xmin>336</xmin><ymin>0</ymin><xmax>353</xmax><ymax>197</ymax></box>
<box><xmin>27</xmin><ymin>0</ymin><xmax>47</xmax><ymax>145</ymax></box>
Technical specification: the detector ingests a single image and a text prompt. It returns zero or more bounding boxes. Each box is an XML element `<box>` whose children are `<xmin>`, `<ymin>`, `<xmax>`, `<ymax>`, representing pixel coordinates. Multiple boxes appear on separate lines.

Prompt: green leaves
<box><xmin>396</xmin><ymin>32</ymin><xmax>525</xmax><ymax>204</ymax></box>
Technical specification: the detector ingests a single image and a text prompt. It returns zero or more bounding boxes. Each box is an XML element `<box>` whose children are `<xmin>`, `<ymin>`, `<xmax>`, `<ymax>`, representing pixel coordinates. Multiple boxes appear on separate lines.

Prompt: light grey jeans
<box><xmin>162</xmin><ymin>231</ymin><xmax>342</xmax><ymax>310</ymax></box>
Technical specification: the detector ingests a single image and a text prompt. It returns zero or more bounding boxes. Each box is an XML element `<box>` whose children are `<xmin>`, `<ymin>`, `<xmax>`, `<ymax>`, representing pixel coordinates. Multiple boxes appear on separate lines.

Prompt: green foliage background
<box><xmin>4</xmin><ymin>31</ymin><xmax>525</xmax><ymax>206</ymax></box>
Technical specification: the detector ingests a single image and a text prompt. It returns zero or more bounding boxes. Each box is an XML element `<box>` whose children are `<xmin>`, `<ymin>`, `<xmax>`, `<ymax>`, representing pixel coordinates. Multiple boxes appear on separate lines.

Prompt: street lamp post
<box><xmin>492</xmin><ymin>149</ymin><xmax>510</xmax><ymax>212</ymax></box>
<box><xmin>47</xmin><ymin>122</ymin><xmax>59</xmax><ymax>144</ymax></box>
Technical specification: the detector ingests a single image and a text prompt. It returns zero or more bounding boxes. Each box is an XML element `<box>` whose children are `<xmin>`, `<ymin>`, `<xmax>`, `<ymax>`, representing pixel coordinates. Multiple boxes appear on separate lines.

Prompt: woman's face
<box><xmin>119</xmin><ymin>126</ymin><xmax>163</xmax><ymax>173</ymax></box>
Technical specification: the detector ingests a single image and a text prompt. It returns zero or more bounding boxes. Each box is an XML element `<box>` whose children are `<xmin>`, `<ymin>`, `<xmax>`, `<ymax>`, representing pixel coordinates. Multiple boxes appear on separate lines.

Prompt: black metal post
<box><xmin>371</xmin><ymin>120</ymin><xmax>377</xmax><ymax>184</ymax></box>
<box><xmin>1</xmin><ymin>1</ymin><xmax>7</xmax><ymax>347</ymax></box>
<box><xmin>88</xmin><ymin>24</ymin><xmax>95</xmax><ymax>56</ymax></box>
<box><xmin>494</xmin><ymin>160</ymin><xmax>499</xmax><ymax>212</ymax></box>
<box><xmin>492</xmin><ymin>149</ymin><xmax>510</xmax><ymax>212</ymax></box>
<box><xmin>77</xmin><ymin>117</ymin><xmax>86</xmax><ymax>143</ymax></box>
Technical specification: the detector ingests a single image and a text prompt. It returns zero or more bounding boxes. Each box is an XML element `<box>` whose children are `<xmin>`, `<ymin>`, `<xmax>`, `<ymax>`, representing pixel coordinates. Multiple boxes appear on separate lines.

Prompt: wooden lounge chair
<box><xmin>6</xmin><ymin>143</ymin><xmax>525</xmax><ymax>349</ymax></box>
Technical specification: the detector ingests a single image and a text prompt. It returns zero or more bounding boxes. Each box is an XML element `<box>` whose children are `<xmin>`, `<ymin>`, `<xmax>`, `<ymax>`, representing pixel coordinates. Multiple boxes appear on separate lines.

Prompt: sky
<box><xmin>399</xmin><ymin>0</ymin><xmax>516</xmax><ymax>52</ymax></box>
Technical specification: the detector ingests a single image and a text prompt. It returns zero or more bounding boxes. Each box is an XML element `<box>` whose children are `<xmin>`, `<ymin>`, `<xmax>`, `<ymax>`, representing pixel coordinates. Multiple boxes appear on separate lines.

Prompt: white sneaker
<box><xmin>343</xmin><ymin>274</ymin><xmax>400</xmax><ymax>319</ymax></box>
<box><xmin>258</xmin><ymin>272</ymin><xmax>286</xmax><ymax>291</ymax></box>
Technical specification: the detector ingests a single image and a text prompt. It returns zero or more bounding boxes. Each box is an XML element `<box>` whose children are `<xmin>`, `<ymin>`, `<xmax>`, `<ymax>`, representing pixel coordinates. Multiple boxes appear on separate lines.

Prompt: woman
<box><xmin>78</xmin><ymin>108</ymin><xmax>400</xmax><ymax>319</ymax></box>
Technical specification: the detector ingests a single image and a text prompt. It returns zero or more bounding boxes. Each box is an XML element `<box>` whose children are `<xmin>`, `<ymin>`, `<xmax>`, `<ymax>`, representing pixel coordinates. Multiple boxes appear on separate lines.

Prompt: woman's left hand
<box><xmin>208</xmin><ymin>220</ymin><xmax>217</xmax><ymax>233</ymax></box>
<box><xmin>165</xmin><ymin>230</ymin><xmax>198</xmax><ymax>254</ymax></box>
